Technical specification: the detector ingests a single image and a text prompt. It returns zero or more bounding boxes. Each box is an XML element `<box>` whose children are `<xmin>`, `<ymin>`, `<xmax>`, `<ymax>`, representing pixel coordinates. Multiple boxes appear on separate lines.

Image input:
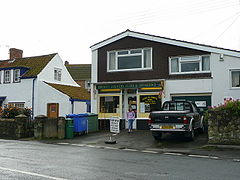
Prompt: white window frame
<box><xmin>4</xmin><ymin>70</ymin><xmax>11</xmax><ymax>83</ymax></box>
<box><xmin>54</xmin><ymin>68</ymin><xmax>62</xmax><ymax>81</ymax></box>
<box><xmin>13</xmin><ymin>69</ymin><xmax>21</xmax><ymax>83</ymax></box>
<box><xmin>107</xmin><ymin>48</ymin><xmax>152</xmax><ymax>72</ymax></box>
<box><xmin>230</xmin><ymin>69</ymin><xmax>240</xmax><ymax>89</ymax></box>
<box><xmin>169</xmin><ymin>55</ymin><xmax>211</xmax><ymax>74</ymax></box>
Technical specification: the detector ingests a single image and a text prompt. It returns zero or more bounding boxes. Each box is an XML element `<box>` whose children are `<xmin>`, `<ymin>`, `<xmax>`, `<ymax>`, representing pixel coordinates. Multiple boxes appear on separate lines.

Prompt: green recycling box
<box><xmin>65</xmin><ymin>118</ymin><xmax>74</xmax><ymax>139</ymax></box>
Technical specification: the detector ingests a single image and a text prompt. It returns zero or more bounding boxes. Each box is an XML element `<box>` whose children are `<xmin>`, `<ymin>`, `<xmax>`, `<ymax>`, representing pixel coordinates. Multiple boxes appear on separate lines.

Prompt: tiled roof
<box><xmin>45</xmin><ymin>82</ymin><xmax>90</xmax><ymax>100</ymax></box>
<box><xmin>0</xmin><ymin>53</ymin><xmax>57</xmax><ymax>77</ymax></box>
<box><xmin>66</xmin><ymin>64</ymin><xmax>91</xmax><ymax>80</ymax></box>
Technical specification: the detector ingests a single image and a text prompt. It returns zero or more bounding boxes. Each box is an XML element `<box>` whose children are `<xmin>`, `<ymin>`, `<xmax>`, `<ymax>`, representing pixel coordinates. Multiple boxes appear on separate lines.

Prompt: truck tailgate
<box><xmin>150</xmin><ymin>111</ymin><xmax>189</xmax><ymax>123</ymax></box>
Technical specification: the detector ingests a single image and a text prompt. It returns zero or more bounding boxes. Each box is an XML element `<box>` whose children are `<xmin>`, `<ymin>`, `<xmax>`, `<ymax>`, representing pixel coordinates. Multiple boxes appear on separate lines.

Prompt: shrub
<box><xmin>0</xmin><ymin>105</ymin><xmax>32</xmax><ymax>119</ymax></box>
<box><xmin>209</xmin><ymin>99</ymin><xmax>240</xmax><ymax>116</ymax></box>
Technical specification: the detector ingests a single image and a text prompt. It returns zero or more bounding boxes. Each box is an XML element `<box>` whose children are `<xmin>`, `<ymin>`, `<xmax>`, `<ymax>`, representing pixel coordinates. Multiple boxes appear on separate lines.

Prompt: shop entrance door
<box><xmin>124</xmin><ymin>95</ymin><xmax>137</xmax><ymax>129</ymax></box>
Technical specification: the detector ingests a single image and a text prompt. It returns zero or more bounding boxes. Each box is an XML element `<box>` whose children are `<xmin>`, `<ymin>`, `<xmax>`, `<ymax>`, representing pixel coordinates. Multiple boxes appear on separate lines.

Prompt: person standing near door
<box><xmin>127</xmin><ymin>107</ymin><xmax>135</xmax><ymax>133</ymax></box>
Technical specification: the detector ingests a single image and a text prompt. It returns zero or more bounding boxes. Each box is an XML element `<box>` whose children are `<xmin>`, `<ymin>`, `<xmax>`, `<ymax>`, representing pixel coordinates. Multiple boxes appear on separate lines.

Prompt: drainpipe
<box><xmin>70</xmin><ymin>99</ymin><xmax>74</xmax><ymax>114</ymax></box>
<box><xmin>32</xmin><ymin>77</ymin><xmax>37</xmax><ymax>119</ymax></box>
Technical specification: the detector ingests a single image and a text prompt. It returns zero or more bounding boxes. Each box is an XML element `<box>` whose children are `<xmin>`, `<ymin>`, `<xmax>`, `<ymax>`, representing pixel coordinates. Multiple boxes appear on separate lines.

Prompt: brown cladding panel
<box><xmin>98</xmin><ymin>37</ymin><xmax>211</xmax><ymax>82</ymax></box>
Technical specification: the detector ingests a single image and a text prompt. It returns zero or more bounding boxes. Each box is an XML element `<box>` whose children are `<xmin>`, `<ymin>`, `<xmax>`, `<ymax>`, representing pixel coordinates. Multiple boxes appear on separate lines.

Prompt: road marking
<box><xmin>233</xmin><ymin>159</ymin><xmax>240</xmax><ymax>162</ymax></box>
<box><xmin>104</xmin><ymin>147</ymin><xmax>119</xmax><ymax>150</ymax></box>
<box><xmin>141</xmin><ymin>150</ymin><xmax>158</xmax><ymax>154</ymax></box>
<box><xmin>163</xmin><ymin>152</ymin><xmax>183</xmax><ymax>156</ymax></box>
<box><xmin>123</xmin><ymin>148</ymin><xmax>138</xmax><ymax>152</ymax></box>
<box><xmin>0</xmin><ymin>166</ymin><xmax>67</xmax><ymax>180</ymax></box>
<box><xmin>188</xmin><ymin>154</ymin><xmax>219</xmax><ymax>159</ymax></box>
<box><xmin>57</xmin><ymin>143</ymin><xmax>223</xmax><ymax>161</ymax></box>
<box><xmin>85</xmin><ymin>145</ymin><xmax>97</xmax><ymax>148</ymax></box>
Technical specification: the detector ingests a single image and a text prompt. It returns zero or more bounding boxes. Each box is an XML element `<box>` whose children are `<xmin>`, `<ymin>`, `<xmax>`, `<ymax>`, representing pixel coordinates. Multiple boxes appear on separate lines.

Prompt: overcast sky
<box><xmin>0</xmin><ymin>0</ymin><xmax>240</xmax><ymax>64</ymax></box>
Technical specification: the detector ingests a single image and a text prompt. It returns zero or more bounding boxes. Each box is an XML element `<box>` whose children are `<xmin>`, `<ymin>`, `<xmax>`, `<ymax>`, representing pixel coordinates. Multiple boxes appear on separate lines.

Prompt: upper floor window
<box><xmin>0</xmin><ymin>71</ymin><xmax>2</xmax><ymax>84</ymax></box>
<box><xmin>54</xmin><ymin>68</ymin><xmax>62</xmax><ymax>81</ymax></box>
<box><xmin>170</xmin><ymin>55</ymin><xmax>210</xmax><ymax>74</ymax></box>
<box><xmin>4</xmin><ymin>70</ymin><xmax>11</xmax><ymax>83</ymax></box>
<box><xmin>231</xmin><ymin>70</ymin><xmax>240</xmax><ymax>88</ymax></box>
<box><xmin>108</xmin><ymin>48</ymin><xmax>152</xmax><ymax>71</ymax></box>
<box><xmin>13</xmin><ymin>69</ymin><xmax>21</xmax><ymax>83</ymax></box>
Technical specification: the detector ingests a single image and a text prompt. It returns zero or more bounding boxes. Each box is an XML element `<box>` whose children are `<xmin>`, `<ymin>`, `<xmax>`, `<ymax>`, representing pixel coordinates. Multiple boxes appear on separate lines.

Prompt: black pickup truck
<box><xmin>148</xmin><ymin>101</ymin><xmax>204</xmax><ymax>140</ymax></box>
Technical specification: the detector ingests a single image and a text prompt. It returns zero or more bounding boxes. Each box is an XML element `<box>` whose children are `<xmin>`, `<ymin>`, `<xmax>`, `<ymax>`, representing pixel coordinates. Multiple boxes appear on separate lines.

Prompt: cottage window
<box><xmin>4</xmin><ymin>70</ymin><xmax>11</xmax><ymax>83</ymax></box>
<box><xmin>231</xmin><ymin>70</ymin><xmax>240</xmax><ymax>88</ymax></box>
<box><xmin>9</xmin><ymin>102</ymin><xmax>25</xmax><ymax>108</ymax></box>
<box><xmin>13</xmin><ymin>69</ymin><xmax>21</xmax><ymax>83</ymax></box>
<box><xmin>108</xmin><ymin>48</ymin><xmax>152</xmax><ymax>71</ymax></box>
<box><xmin>170</xmin><ymin>55</ymin><xmax>210</xmax><ymax>74</ymax></box>
<box><xmin>54</xmin><ymin>68</ymin><xmax>62</xmax><ymax>81</ymax></box>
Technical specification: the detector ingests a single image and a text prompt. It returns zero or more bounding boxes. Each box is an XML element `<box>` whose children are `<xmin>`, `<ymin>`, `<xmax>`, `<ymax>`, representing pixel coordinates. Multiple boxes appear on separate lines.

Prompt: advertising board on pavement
<box><xmin>110</xmin><ymin>117</ymin><xmax>120</xmax><ymax>134</ymax></box>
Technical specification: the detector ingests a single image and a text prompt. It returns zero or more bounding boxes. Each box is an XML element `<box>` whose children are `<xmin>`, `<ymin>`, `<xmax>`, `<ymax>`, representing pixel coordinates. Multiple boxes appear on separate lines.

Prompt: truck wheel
<box><xmin>198</xmin><ymin>116</ymin><xmax>205</xmax><ymax>134</ymax></box>
<box><xmin>152</xmin><ymin>132</ymin><xmax>162</xmax><ymax>140</ymax></box>
<box><xmin>185</xmin><ymin>128</ymin><xmax>195</xmax><ymax>141</ymax></box>
<box><xmin>198</xmin><ymin>124</ymin><xmax>205</xmax><ymax>134</ymax></box>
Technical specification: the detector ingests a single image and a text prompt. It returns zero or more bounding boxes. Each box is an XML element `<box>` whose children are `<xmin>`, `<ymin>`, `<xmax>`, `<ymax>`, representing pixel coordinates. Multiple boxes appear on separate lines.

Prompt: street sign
<box><xmin>110</xmin><ymin>117</ymin><xmax>120</xmax><ymax>134</ymax></box>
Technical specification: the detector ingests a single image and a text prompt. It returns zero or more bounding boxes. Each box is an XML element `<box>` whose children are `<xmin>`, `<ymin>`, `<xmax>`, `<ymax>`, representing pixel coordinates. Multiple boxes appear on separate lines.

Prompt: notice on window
<box><xmin>105</xmin><ymin>96</ymin><xmax>113</xmax><ymax>102</ymax></box>
<box><xmin>195</xmin><ymin>101</ymin><xmax>207</xmax><ymax>107</ymax></box>
<box><xmin>110</xmin><ymin>117</ymin><xmax>120</xmax><ymax>134</ymax></box>
<box><xmin>140</xmin><ymin>102</ymin><xmax>145</xmax><ymax>113</ymax></box>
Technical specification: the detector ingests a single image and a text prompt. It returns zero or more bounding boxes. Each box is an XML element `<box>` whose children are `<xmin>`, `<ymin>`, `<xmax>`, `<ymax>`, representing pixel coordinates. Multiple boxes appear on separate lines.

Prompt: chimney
<box><xmin>65</xmin><ymin>61</ymin><xmax>69</xmax><ymax>65</ymax></box>
<box><xmin>9</xmin><ymin>48</ymin><xmax>23</xmax><ymax>59</ymax></box>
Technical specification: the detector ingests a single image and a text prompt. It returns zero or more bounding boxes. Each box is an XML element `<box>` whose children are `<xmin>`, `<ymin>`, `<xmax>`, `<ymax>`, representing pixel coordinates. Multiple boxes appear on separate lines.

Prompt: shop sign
<box><xmin>97</xmin><ymin>81</ymin><xmax>164</xmax><ymax>89</ymax></box>
<box><xmin>141</xmin><ymin>96</ymin><xmax>158</xmax><ymax>105</ymax></box>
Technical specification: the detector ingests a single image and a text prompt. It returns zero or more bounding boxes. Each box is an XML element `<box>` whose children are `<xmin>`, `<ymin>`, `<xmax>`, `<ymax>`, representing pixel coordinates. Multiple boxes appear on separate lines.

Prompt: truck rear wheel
<box><xmin>185</xmin><ymin>129</ymin><xmax>195</xmax><ymax>141</ymax></box>
<box><xmin>152</xmin><ymin>132</ymin><xmax>162</xmax><ymax>140</ymax></box>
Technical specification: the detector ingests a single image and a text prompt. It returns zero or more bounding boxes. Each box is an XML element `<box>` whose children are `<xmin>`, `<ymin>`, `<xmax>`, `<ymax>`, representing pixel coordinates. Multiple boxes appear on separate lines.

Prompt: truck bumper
<box><xmin>149</xmin><ymin>124</ymin><xmax>189</xmax><ymax>132</ymax></box>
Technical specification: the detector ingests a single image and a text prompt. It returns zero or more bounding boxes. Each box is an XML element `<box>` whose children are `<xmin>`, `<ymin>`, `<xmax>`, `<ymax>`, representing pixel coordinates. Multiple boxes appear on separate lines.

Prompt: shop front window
<box><xmin>139</xmin><ymin>95</ymin><xmax>161</xmax><ymax>113</ymax></box>
<box><xmin>100</xmin><ymin>96</ymin><xmax>120</xmax><ymax>113</ymax></box>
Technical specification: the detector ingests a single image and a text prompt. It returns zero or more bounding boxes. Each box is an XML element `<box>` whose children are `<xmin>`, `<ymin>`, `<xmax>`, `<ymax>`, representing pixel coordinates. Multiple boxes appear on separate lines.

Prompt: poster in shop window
<box><xmin>140</xmin><ymin>102</ymin><xmax>145</xmax><ymax>113</ymax></box>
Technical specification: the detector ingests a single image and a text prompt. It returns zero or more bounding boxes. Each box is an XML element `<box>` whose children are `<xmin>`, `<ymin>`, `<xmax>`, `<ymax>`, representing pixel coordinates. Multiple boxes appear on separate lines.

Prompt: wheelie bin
<box><xmin>65</xmin><ymin>118</ymin><xmax>74</xmax><ymax>139</ymax></box>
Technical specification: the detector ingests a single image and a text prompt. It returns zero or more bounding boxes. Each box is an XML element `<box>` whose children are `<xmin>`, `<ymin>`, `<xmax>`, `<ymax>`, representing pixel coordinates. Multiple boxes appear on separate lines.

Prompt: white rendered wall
<box><xmin>211</xmin><ymin>53</ymin><xmax>240</xmax><ymax>106</ymax></box>
<box><xmin>163</xmin><ymin>79</ymin><xmax>212</xmax><ymax>102</ymax></box>
<box><xmin>73</xmin><ymin>101</ymin><xmax>87</xmax><ymax>114</ymax></box>
<box><xmin>38</xmin><ymin>54</ymin><xmax>79</xmax><ymax>87</ymax></box>
<box><xmin>91</xmin><ymin>50</ymin><xmax>98</xmax><ymax>113</ymax></box>
<box><xmin>35</xmin><ymin>81</ymin><xmax>71</xmax><ymax>117</ymax></box>
<box><xmin>0</xmin><ymin>76</ymin><xmax>33</xmax><ymax>108</ymax></box>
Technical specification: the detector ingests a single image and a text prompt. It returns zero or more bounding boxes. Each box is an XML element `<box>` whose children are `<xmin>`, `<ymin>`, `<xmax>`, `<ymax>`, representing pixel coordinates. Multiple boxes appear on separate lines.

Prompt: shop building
<box><xmin>90</xmin><ymin>30</ymin><xmax>240</xmax><ymax>130</ymax></box>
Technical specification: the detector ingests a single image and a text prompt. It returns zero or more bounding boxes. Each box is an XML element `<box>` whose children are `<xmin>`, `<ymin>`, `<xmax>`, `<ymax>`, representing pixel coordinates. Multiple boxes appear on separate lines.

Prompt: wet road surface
<box><xmin>0</xmin><ymin>139</ymin><xmax>239</xmax><ymax>180</ymax></box>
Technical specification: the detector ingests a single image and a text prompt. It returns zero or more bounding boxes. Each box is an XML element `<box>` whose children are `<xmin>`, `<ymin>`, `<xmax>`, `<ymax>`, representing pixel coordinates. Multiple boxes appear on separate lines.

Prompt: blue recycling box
<box><xmin>66</xmin><ymin>114</ymin><xmax>88</xmax><ymax>133</ymax></box>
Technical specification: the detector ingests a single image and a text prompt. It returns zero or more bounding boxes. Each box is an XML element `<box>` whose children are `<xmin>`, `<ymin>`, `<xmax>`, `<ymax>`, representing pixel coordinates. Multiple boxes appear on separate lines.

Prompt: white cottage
<box><xmin>0</xmin><ymin>49</ymin><xmax>90</xmax><ymax>118</ymax></box>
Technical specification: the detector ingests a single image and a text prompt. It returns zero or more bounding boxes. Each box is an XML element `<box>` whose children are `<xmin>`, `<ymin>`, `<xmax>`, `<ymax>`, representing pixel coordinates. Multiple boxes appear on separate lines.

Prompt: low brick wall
<box><xmin>207</xmin><ymin>110</ymin><xmax>240</xmax><ymax>144</ymax></box>
<box><xmin>0</xmin><ymin>115</ymin><xmax>32</xmax><ymax>139</ymax></box>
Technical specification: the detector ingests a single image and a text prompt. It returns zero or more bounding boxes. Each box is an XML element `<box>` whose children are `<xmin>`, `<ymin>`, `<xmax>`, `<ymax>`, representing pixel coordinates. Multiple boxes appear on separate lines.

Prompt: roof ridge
<box><xmin>0</xmin><ymin>53</ymin><xmax>57</xmax><ymax>61</ymax></box>
<box><xmin>128</xmin><ymin>29</ymin><xmax>240</xmax><ymax>53</ymax></box>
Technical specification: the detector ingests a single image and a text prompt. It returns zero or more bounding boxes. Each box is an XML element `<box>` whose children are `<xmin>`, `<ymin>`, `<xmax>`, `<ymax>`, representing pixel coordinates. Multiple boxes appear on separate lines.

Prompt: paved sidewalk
<box><xmin>41</xmin><ymin>130</ymin><xmax>240</xmax><ymax>160</ymax></box>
